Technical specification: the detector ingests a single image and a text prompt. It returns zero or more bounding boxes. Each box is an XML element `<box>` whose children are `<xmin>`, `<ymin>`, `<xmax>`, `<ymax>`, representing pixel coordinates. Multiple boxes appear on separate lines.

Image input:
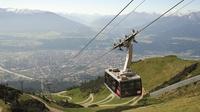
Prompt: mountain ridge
<box><xmin>0</xmin><ymin>8</ymin><xmax>93</xmax><ymax>34</ymax></box>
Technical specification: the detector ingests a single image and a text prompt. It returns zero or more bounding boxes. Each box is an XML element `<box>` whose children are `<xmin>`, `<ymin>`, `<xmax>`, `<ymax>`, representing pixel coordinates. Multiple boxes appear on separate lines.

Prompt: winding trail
<box><xmin>97</xmin><ymin>94</ymin><xmax>115</xmax><ymax>105</ymax></box>
<box><xmin>81</xmin><ymin>94</ymin><xmax>94</xmax><ymax>107</ymax></box>
<box><xmin>129</xmin><ymin>94</ymin><xmax>144</xmax><ymax>106</ymax></box>
<box><xmin>53</xmin><ymin>91</ymin><xmax>72</xmax><ymax>101</ymax></box>
<box><xmin>76</xmin><ymin>94</ymin><xmax>93</xmax><ymax>104</ymax></box>
<box><xmin>30</xmin><ymin>95</ymin><xmax>63</xmax><ymax>112</ymax></box>
<box><xmin>91</xmin><ymin>94</ymin><xmax>114</xmax><ymax>105</ymax></box>
<box><xmin>98</xmin><ymin>88</ymin><xmax>145</xmax><ymax>107</ymax></box>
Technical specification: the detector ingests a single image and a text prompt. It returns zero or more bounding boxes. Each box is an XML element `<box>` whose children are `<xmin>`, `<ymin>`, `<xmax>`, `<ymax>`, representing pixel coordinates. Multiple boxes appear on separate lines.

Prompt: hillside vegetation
<box><xmin>131</xmin><ymin>55</ymin><xmax>196</xmax><ymax>91</ymax></box>
<box><xmin>0</xmin><ymin>85</ymin><xmax>49</xmax><ymax>112</ymax></box>
<box><xmin>125</xmin><ymin>81</ymin><xmax>200</xmax><ymax>112</ymax></box>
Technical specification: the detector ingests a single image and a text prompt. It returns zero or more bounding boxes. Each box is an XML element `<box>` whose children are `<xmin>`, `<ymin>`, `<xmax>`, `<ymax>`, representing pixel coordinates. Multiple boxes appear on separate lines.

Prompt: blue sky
<box><xmin>0</xmin><ymin>0</ymin><xmax>199</xmax><ymax>14</ymax></box>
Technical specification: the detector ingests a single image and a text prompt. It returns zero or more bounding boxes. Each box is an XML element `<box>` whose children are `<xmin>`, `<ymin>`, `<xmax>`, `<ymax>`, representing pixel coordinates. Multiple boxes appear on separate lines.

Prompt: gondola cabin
<box><xmin>104</xmin><ymin>68</ymin><xmax>142</xmax><ymax>98</ymax></box>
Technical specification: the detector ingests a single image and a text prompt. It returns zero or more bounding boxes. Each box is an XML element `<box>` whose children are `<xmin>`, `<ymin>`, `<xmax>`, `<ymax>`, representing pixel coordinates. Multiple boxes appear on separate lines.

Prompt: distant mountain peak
<box><xmin>0</xmin><ymin>8</ymin><xmax>93</xmax><ymax>34</ymax></box>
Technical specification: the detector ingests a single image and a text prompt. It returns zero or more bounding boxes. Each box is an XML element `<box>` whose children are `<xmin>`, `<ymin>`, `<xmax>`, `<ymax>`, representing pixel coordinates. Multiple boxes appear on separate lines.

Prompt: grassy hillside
<box><xmin>61</xmin><ymin>88</ymin><xmax>89</xmax><ymax>102</ymax></box>
<box><xmin>0</xmin><ymin>85</ymin><xmax>49</xmax><ymax>112</ymax></box>
<box><xmin>124</xmin><ymin>81</ymin><xmax>200</xmax><ymax>112</ymax></box>
<box><xmin>188</xmin><ymin>62</ymin><xmax>200</xmax><ymax>77</ymax></box>
<box><xmin>131</xmin><ymin>55</ymin><xmax>196</xmax><ymax>91</ymax></box>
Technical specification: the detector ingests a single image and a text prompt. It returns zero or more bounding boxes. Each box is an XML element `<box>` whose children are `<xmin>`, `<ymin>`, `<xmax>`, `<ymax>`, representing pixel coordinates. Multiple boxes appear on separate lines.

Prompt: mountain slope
<box><xmin>125</xmin><ymin>81</ymin><xmax>200</xmax><ymax>112</ymax></box>
<box><xmin>131</xmin><ymin>55</ymin><xmax>196</xmax><ymax>91</ymax></box>
<box><xmin>0</xmin><ymin>84</ymin><xmax>49</xmax><ymax>112</ymax></box>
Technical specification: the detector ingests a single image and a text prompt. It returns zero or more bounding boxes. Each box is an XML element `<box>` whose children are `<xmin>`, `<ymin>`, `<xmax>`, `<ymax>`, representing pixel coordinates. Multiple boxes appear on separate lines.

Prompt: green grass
<box><xmin>132</xmin><ymin>55</ymin><xmax>196</xmax><ymax>91</ymax></box>
<box><xmin>63</xmin><ymin>108</ymin><xmax>94</xmax><ymax>112</ymax></box>
<box><xmin>125</xmin><ymin>96</ymin><xmax>200</xmax><ymax>112</ymax></box>
<box><xmin>18</xmin><ymin>94</ymin><xmax>33</xmax><ymax>102</ymax></box>
<box><xmin>51</xmin><ymin>94</ymin><xmax>69</xmax><ymax>102</ymax></box>
<box><xmin>106</xmin><ymin>97</ymin><xmax>134</xmax><ymax>104</ymax></box>
<box><xmin>60</xmin><ymin>86</ymin><xmax>111</xmax><ymax>103</ymax></box>
<box><xmin>37</xmin><ymin>97</ymin><xmax>94</xmax><ymax>112</ymax></box>
<box><xmin>92</xmin><ymin>86</ymin><xmax>110</xmax><ymax>102</ymax></box>
<box><xmin>61</xmin><ymin>88</ymin><xmax>89</xmax><ymax>103</ymax></box>
<box><xmin>35</xmin><ymin>95</ymin><xmax>92</xmax><ymax>112</ymax></box>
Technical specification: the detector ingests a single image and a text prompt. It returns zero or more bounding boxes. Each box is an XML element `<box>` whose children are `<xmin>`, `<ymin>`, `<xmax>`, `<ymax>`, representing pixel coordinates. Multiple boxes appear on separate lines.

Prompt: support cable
<box><xmin>105</xmin><ymin>0</ymin><xmax>146</xmax><ymax>36</ymax></box>
<box><xmin>171</xmin><ymin>0</ymin><xmax>196</xmax><ymax>16</ymax></box>
<box><xmin>73</xmin><ymin>0</ymin><xmax>135</xmax><ymax>58</ymax></box>
<box><xmin>138</xmin><ymin>0</ymin><xmax>184</xmax><ymax>33</ymax></box>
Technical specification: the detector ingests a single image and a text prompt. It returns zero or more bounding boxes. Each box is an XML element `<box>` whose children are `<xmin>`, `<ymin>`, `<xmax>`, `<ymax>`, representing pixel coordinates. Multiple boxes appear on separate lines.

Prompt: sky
<box><xmin>0</xmin><ymin>0</ymin><xmax>199</xmax><ymax>15</ymax></box>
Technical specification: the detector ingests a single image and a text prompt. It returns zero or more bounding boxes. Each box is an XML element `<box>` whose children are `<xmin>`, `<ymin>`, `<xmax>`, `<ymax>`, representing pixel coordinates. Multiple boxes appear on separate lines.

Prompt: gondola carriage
<box><xmin>105</xmin><ymin>68</ymin><xmax>142</xmax><ymax>98</ymax></box>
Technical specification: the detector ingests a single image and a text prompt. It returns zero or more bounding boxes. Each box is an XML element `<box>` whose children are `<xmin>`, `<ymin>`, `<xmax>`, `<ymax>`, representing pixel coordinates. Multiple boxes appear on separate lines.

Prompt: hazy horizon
<box><xmin>0</xmin><ymin>0</ymin><xmax>199</xmax><ymax>15</ymax></box>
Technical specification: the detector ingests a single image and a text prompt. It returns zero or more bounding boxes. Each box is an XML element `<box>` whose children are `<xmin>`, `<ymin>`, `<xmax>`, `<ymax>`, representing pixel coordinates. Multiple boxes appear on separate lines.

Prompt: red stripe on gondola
<box><xmin>116</xmin><ymin>89</ymin><xmax>121</xmax><ymax>96</ymax></box>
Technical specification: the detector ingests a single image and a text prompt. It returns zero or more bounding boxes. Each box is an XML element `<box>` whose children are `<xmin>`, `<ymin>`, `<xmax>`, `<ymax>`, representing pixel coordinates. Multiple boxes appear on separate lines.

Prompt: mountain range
<box><xmin>0</xmin><ymin>8</ymin><xmax>92</xmax><ymax>34</ymax></box>
<box><xmin>63</xmin><ymin>11</ymin><xmax>200</xmax><ymax>57</ymax></box>
<box><xmin>1</xmin><ymin>8</ymin><xmax>200</xmax><ymax>38</ymax></box>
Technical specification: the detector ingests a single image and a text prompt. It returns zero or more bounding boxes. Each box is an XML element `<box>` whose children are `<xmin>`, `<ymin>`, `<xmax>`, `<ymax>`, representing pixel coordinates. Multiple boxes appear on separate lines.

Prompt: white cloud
<box><xmin>138</xmin><ymin>34</ymin><xmax>154</xmax><ymax>44</ymax></box>
<box><xmin>172</xmin><ymin>37</ymin><xmax>200</xmax><ymax>42</ymax></box>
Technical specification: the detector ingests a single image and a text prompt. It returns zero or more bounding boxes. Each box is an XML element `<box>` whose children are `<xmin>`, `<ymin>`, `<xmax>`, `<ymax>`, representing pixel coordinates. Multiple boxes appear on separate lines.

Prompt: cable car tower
<box><xmin>104</xmin><ymin>30</ymin><xmax>142</xmax><ymax>98</ymax></box>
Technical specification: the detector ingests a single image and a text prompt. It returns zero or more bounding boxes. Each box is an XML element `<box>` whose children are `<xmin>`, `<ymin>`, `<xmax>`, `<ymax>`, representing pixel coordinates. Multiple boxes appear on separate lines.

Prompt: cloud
<box><xmin>172</xmin><ymin>37</ymin><xmax>200</xmax><ymax>42</ymax></box>
<box><xmin>138</xmin><ymin>34</ymin><xmax>154</xmax><ymax>44</ymax></box>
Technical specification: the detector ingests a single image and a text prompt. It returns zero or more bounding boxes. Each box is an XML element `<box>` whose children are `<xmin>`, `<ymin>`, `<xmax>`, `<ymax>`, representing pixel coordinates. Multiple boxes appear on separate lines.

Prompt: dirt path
<box><xmin>30</xmin><ymin>95</ymin><xmax>63</xmax><ymax>112</ymax></box>
<box><xmin>53</xmin><ymin>91</ymin><xmax>72</xmax><ymax>101</ymax></box>
<box><xmin>0</xmin><ymin>107</ymin><xmax>2</xmax><ymax>112</ymax></box>
<box><xmin>76</xmin><ymin>94</ymin><xmax>93</xmax><ymax>104</ymax></box>
<box><xmin>81</xmin><ymin>94</ymin><xmax>94</xmax><ymax>107</ymax></box>
<box><xmin>129</xmin><ymin>95</ymin><xmax>143</xmax><ymax>106</ymax></box>
<box><xmin>91</xmin><ymin>94</ymin><xmax>114</xmax><ymax>105</ymax></box>
<box><xmin>97</xmin><ymin>94</ymin><xmax>115</xmax><ymax>105</ymax></box>
<box><xmin>98</xmin><ymin>89</ymin><xmax>145</xmax><ymax>107</ymax></box>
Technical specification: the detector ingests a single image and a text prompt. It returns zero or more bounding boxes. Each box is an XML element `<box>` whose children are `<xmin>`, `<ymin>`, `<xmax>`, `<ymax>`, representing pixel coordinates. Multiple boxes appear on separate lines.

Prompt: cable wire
<box><xmin>171</xmin><ymin>0</ymin><xmax>195</xmax><ymax>16</ymax></box>
<box><xmin>105</xmin><ymin>0</ymin><xmax>146</xmax><ymax>35</ymax></box>
<box><xmin>138</xmin><ymin>0</ymin><xmax>184</xmax><ymax>33</ymax></box>
<box><xmin>73</xmin><ymin>0</ymin><xmax>135</xmax><ymax>58</ymax></box>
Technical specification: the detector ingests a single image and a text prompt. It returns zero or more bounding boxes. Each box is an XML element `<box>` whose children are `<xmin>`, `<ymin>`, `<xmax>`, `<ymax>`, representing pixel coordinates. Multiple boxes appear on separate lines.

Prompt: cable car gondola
<box><xmin>105</xmin><ymin>68</ymin><xmax>142</xmax><ymax>98</ymax></box>
<box><xmin>104</xmin><ymin>31</ymin><xmax>142</xmax><ymax>98</ymax></box>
